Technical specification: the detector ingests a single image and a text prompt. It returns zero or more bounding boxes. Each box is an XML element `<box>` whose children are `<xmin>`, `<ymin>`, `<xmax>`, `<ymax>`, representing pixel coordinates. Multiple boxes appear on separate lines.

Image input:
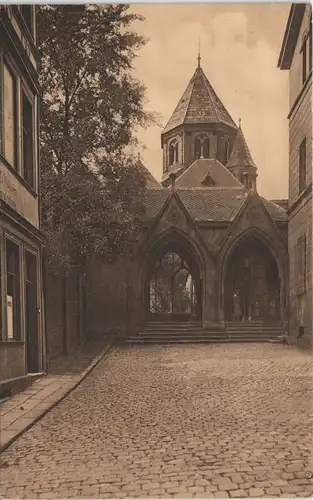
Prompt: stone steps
<box><xmin>124</xmin><ymin>321</ymin><xmax>285</xmax><ymax>345</ymax></box>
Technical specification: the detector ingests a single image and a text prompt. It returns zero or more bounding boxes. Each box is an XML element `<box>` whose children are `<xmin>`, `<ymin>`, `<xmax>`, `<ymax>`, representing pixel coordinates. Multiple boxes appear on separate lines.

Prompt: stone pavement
<box><xmin>0</xmin><ymin>343</ymin><xmax>313</xmax><ymax>499</ymax></box>
<box><xmin>0</xmin><ymin>340</ymin><xmax>112</xmax><ymax>453</ymax></box>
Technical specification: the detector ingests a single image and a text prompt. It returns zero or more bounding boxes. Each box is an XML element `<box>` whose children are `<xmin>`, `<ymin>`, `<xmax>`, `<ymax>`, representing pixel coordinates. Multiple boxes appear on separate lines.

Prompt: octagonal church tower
<box><xmin>161</xmin><ymin>55</ymin><xmax>257</xmax><ymax>190</ymax></box>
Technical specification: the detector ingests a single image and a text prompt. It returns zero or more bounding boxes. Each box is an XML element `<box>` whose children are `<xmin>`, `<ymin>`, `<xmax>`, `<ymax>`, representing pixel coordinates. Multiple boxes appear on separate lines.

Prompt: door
<box><xmin>25</xmin><ymin>250</ymin><xmax>39</xmax><ymax>373</ymax></box>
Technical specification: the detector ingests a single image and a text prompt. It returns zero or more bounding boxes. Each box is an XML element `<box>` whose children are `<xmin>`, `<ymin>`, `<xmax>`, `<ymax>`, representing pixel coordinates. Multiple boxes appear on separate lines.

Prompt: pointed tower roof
<box><xmin>162</xmin><ymin>61</ymin><xmax>237</xmax><ymax>135</ymax></box>
<box><xmin>136</xmin><ymin>155</ymin><xmax>161</xmax><ymax>188</ymax></box>
<box><xmin>226</xmin><ymin>120</ymin><xmax>256</xmax><ymax>169</ymax></box>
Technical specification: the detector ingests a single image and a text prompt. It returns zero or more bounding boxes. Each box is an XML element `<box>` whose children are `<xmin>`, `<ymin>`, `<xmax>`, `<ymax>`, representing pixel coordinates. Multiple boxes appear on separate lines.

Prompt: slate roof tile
<box><xmin>226</xmin><ymin>124</ymin><xmax>256</xmax><ymax>168</ymax></box>
<box><xmin>145</xmin><ymin>187</ymin><xmax>287</xmax><ymax>223</ymax></box>
<box><xmin>175</xmin><ymin>158</ymin><xmax>242</xmax><ymax>188</ymax></box>
<box><xmin>163</xmin><ymin>66</ymin><xmax>237</xmax><ymax>135</ymax></box>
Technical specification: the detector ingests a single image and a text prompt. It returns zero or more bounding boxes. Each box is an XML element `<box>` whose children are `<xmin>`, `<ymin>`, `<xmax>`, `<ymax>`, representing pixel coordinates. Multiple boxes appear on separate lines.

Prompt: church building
<box><xmin>88</xmin><ymin>55</ymin><xmax>289</xmax><ymax>344</ymax></box>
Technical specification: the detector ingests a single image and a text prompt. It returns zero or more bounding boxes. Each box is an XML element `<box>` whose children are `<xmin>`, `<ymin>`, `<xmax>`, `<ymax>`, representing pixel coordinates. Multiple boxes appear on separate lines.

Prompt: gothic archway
<box><xmin>224</xmin><ymin>236</ymin><xmax>280</xmax><ymax>322</ymax></box>
<box><xmin>147</xmin><ymin>245</ymin><xmax>202</xmax><ymax>322</ymax></box>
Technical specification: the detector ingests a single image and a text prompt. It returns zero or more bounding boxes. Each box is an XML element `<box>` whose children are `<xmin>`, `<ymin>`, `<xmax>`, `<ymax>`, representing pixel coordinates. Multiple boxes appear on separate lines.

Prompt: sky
<box><xmin>130</xmin><ymin>3</ymin><xmax>291</xmax><ymax>200</ymax></box>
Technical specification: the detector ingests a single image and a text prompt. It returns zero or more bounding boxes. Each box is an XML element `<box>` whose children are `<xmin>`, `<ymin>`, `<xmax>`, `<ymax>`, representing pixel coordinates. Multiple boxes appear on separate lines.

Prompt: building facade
<box><xmin>278</xmin><ymin>3</ymin><xmax>312</xmax><ymax>349</ymax></box>
<box><xmin>88</xmin><ymin>58</ymin><xmax>289</xmax><ymax>343</ymax></box>
<box><xmin>0</xmin><ymin>5</ymin><xmax>45</xmax><ymax>389</ymax></box>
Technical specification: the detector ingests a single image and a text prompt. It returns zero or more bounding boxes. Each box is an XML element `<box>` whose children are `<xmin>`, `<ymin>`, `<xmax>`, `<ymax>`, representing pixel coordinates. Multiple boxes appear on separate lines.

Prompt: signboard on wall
<box><xmin>7</xmin><ymin>295</ymin><xmax>14</xmax><ymax>339</ymax></box>
<box><xmin>0</xmin><ymin>163</ymin><xmax>39</xmax><ymax>228</ymax></box>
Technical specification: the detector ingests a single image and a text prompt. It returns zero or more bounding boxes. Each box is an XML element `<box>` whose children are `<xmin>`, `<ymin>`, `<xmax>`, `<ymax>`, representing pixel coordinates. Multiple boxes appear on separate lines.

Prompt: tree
<box><xmin>38</xmin><ymin>5</ymin><xmax>154</xmax><ymax>273</ymax></box>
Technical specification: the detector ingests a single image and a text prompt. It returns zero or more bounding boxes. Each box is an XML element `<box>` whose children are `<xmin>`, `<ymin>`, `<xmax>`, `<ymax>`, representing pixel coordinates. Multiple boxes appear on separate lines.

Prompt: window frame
<box><xmin>299</xmin><ymin>137</ymin><xmax>307</xmax><ymax>195</ymax></box>
<box><xmin>4</xmin><ymin>237</ymin><xmax>22</xmax><ymax>342</ymax></box>
<box><xmin>301</xmin><ymin>28</ymin><xmax>312</xmax><ymax>86</ymax></box>
<box><xmin>17</xmin><ymin>5</ymin><xmax>35</xmax><ymax>40</ymax></box>
<box><xmin>168</xmin><ymin>140</ymin><xmax>179</xmax><ymax>166</ymax></box>
<box><xmin>297</xmin><ymin>234</ymin><xmax>307</xmax><ymax>295</ymax></box>
<box><xmin>21</xmin><ymin>87</ymin><xmax>35</xmax><ymax>189</ymax></box>
<box><xmin>0</xmin><ymin>53</ymin><xmax>38</xmax><ymax>193</ymax></box>
<box><xmin>2</xmin><ymin>57</ymin><xmax>19</xmax><ymax>171</ymax></box>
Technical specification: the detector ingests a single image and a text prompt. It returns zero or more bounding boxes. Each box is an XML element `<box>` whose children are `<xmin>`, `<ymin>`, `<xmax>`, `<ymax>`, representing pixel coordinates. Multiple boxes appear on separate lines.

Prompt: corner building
<box><xmin>278</xmin><ymin>3</ymin><xmax>312</xmax><ymax>349</ymax></box>
<box><xmin>0</xmin><ymin>5</ymin><xmax>45</xmax><ymax>390</ymax></box>
<box><xmin>88</xmin><ymin>57</ymin><xmax>289</xmax><ymax>343</ymax></box>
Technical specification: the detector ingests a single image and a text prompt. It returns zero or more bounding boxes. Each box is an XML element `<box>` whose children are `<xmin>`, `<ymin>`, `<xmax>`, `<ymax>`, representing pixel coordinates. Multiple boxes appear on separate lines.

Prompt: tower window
<box><xmin>224</xmin><ymin>139</ymin><xmax>230</xmax><ymax>163</ymax></box>
<box><xmin>169</xmin><ymin>140</ymin><xmax>179</xmax><ymax>165</ymax></box>
<box><xmin>203</xmin><ymin>138</ymin><xmax>210</xmax><ymax>158</ymax></box>
<box><xmin>194</xmin><ymin>138</ymin><xmax>201</xmax><ymax>160</ymax></box>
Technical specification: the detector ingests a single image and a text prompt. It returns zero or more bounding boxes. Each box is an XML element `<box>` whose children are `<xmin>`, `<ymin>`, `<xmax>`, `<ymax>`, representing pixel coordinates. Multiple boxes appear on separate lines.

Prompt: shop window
<box><xmin>22</xmin><ymin>92</ymin><xmax>35</xmax><ymax>188</ymax></box>
<box><xmin>3</xmin><ymin>62</ymin><xmax>17</xmax><ymax>168</ymax></box>
<box><xmin>6</xmin><ymin>240</ymin><xmax>21</xmax><ymax>340</ymax></box>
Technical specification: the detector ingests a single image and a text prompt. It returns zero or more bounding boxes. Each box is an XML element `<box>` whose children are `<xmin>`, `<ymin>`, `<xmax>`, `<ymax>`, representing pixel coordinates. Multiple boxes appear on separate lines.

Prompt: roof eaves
<box><xmin>278</xmin><ymin>4</ymin><xmax>306</xmax><ymax>69</ymax></box>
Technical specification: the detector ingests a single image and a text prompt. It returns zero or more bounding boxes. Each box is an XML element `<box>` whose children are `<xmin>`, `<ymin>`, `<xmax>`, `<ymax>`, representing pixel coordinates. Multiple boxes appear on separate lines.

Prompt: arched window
<box><xmin>203</xmin><ymin>138</ymin><xmax>210</xmax><ymax>158</ymax></box>
<box><xmin>169</xmin><ymin>144</ymin><xmax>175</xmax><ymax>165</ymax></box>
<box><xmin>194</xmin><ymin>138</ymin><xmax>201</xmax><ymax>160</ymax></box>
<box><xmin>174</xmin><ymin>143</ymin><xmax>179</xmax><ymax>163</ymax></box>
<box><xmin>169</xmin><ymin>140</ymin><xmax>179</xmax><ymax>165</ymax></box>
<box><xmin>224</xmin><ymin>139</ymin><xmax>230</xmax><ymax>163</ymax></box>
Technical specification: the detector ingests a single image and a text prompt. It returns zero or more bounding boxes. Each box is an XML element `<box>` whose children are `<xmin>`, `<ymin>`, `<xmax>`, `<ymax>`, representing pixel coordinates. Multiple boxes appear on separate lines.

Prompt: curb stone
<box><xmin>0</xmin><ymin>342</ymin><xmax>114</xmax><ymax>455</ymax></box>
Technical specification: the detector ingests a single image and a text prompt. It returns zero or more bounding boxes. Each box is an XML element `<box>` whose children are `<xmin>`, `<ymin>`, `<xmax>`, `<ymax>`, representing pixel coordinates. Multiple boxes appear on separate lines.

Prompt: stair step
<box><xmin>125</xmin><ymin>338</ymin><xmax>283</xmax><ymax>344</ymax></box>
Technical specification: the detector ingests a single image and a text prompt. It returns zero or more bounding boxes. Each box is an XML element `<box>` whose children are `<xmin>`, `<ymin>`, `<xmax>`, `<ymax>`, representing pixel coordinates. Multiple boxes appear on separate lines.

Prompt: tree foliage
<box><xmin>38</xmin><ymin>5</ymin><xmax>153</xmax><ymax>273</ymax></box>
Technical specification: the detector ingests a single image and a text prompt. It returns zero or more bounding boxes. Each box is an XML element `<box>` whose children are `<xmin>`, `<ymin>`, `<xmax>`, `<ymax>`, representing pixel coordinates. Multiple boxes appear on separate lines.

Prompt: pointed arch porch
<box><xmin>218</xmin><ymin>227</ymin><xmax>288</xmax><ymax>324</ymax></box>
<box><xmin>138</xmin><ymin>228</ymin><xmax>209</xmax><ymax>323</ymax></box>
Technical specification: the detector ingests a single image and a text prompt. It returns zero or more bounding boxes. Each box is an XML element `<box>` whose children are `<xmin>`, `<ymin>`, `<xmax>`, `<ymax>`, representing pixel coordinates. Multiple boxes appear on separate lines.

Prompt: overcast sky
<box><xmin>130</xmin><ymin>3</ymin><xmax>291</xmax><ymax>200</ymax></box>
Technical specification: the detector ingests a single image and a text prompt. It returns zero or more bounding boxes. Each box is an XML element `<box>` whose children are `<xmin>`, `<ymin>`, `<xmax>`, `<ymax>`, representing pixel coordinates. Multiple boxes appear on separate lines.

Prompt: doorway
<box><xmin>25</xmin><ymin>250</ymin><xmax>39</xmax><ymax>373</ymax></box>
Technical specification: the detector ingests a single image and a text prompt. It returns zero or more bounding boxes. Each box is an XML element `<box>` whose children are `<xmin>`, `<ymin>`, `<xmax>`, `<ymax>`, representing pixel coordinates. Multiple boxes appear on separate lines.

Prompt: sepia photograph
<box><xmin>0</xmin><ymin>2</ymin><xmax>312</xmax><ymax>499</ymax></box>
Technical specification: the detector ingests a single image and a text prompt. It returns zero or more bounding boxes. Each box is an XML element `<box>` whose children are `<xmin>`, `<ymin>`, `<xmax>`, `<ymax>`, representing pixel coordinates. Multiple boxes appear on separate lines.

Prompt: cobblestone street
<box><xmin>1</xmin><ymin>344</ymin><xmax>313</xmax><ymax>498</ymax></box>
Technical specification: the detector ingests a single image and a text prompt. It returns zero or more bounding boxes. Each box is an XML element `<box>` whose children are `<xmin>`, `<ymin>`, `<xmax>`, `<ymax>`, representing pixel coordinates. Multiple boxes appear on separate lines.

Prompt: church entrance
<box><xmin>147</xmin><ymin>250</ymin><xmax>202</xmax><ymax>321</ymax></box>
<box><xmin>224</xmin><ymin>236</ymin><xmax>280</xmax><ymax>322</ymax></box>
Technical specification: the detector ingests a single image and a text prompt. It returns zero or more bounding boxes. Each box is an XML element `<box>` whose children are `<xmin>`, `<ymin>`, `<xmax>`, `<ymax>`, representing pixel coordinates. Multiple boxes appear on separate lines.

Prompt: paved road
<box><xmin>1</xmin><ymin>344</ymin><xmax>313</xmax><ymax>498</ymax></box>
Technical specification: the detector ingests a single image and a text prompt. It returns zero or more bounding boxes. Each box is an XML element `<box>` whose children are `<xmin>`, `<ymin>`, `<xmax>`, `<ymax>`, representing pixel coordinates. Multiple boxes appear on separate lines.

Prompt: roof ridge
<box><xmin>183</xmin><ymin>67</ymin><xmax>202</xmax><ymax>127</ymax></box>
<box><xmin>261</xmin><ymin>197</ymin><xmax>287</xmax><ymax>212</ymax></box>
<box><xmin>201</xmin><ymin>69</ymin><xmax>222</xmax><ymax>123</ymax></box>
<box><xmin>163</xmin><ymin>71</ymin><xmax>196</xmax><ymax>133</ymax></box>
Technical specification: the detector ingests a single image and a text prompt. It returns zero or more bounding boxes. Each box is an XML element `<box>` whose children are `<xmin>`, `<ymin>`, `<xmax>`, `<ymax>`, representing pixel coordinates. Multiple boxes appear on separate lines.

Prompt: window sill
<box><xmin>0</xmin><ymin>154</ymin><xmax>38</xmax><ymax>198</ymax></box>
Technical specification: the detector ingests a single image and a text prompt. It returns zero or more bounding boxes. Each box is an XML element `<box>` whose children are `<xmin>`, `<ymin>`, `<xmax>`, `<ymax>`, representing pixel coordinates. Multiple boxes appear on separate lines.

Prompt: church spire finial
<box><xmin>197</xmin><ymin>38</ymin><xmax>201</xmax><ymax>68</ymax></box>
